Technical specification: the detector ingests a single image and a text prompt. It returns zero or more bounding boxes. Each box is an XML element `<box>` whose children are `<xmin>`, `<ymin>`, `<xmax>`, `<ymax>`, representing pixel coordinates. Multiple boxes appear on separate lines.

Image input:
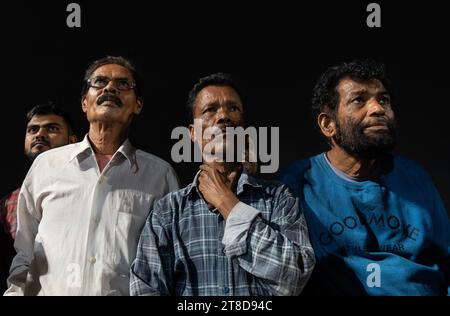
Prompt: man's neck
<box><xmin>207</xmin><ymin>162</ymin><xmax>242</xmax><ymax>190</ymax></box>
<box><xmin>88</xmin><ymin>123</ymin><xmax>128</xmax><ymax>155</ymax></box>
<box><xmin>209</xmin><ymin>161</ymin><xmax>242</xmax><ymax>175</ymax></box>
<box><xmin>326</xmin><ymin>147</ymin><xmax>381</xmax><ymax>180</ymax></box>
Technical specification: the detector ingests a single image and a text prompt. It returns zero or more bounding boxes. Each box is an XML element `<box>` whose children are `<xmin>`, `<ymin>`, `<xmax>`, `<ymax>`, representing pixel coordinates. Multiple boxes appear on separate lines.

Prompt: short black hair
<box><xmin>187</xmin><ymin>72</ymin><xmax>242</xmax><ymax>119</ymax></box>
<box><xmin>81</xmin><ymin>56</ymin><xmax>143</xmax><ymax>99</ymax></box>
<box><xmin>311</xmin><ymin>59</ymin><xmax>391</xmax><ymax>118</ymax></box>
<box><xmin>25</xmin><ymin>102</ymin><xmax>76</xmax><ymax>135</ymax></box>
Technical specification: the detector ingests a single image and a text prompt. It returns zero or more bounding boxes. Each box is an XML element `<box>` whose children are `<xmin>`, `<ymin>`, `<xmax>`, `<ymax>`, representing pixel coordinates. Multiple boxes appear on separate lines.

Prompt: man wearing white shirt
<box><xmin>5</xmin><ymin>56</ymin><xmax>180</xmax><ymax>296</ymax></box>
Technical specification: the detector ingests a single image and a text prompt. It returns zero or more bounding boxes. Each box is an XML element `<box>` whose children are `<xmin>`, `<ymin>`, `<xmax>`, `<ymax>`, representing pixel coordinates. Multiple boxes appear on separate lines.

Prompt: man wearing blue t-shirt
<box><xmin>280</xmin><ymin>59</ymin><xmax>450</xmax><ymax>295</ymax></box>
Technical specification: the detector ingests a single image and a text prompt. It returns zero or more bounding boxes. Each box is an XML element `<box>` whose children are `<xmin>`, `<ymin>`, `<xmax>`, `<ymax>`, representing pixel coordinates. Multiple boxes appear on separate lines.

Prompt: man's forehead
<box><xmin>196</xmin><ymin>85</ymin><xmax>242</xmax><ymax>104</ymax></box>
<box><xmin>92</xmin><ymin>63</ymin><xmax>133</xmax><ymax>78</ymax></box>
<box><xmin>337</xmin><ymin>77</ymin><xmax>387</xmax><ymax>94</ymax></box>
<box><xmin>27</xmin><ymin>114</ymin><xmax>65</xmax><ymax>126</ymax></box>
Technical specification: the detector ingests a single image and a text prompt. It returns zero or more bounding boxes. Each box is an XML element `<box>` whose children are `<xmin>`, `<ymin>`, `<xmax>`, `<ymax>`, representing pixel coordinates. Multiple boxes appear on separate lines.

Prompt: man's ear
<box><xmin>81</xmin><ymin>96</ymin><xmax>87</xmax><ymax>113</ymax></box>
<box><xmin>134</xmin><ymin>97</ymin><xmax>143</xmax><ymax>115</ymax></box>
<box><xmin>69</xmin><ymin>135</ymin><xmax>78</xmax><ymax>144</ymax></box>
<box><xmin>318</xmin><ymin>112</ymin><xmax>336</xmax><ymax>138</ymax></box>
<box><xmin>188</xmin><ymin>124</ymin><xmax>195</xmax><ymax>143</ymax></box>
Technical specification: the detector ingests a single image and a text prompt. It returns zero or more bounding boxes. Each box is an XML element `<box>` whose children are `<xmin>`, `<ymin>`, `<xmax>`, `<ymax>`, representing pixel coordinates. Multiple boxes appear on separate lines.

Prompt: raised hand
<box><xmin>198</xmin><ymin>164</ymin><xmax>240</xmax><ymax>219</ymax></box>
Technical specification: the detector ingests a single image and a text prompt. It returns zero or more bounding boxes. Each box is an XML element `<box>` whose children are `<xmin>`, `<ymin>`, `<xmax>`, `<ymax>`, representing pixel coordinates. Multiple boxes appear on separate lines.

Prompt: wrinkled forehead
<box><xmin>337</xmin><ymin>77</ymin><xmax>388</xmax><ymax>96</ymax></box>
<box><xmin>195</xmin><ymin>85</ymin><xmax>243</xmax><ymax>108</ymax></box>
<box><xmin>91</xmin><ymin>63</ymin><xmax>134</xmax><ymax>80</ymax></box>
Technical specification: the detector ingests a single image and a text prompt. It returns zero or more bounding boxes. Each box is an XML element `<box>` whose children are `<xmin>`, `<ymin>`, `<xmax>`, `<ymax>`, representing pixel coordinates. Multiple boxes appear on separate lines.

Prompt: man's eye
<box><xmin>94</xmin><ymin>77</ymin><xmax>108</xmax><ymax>86</ymax></box>
<box><xmin>203</xmin><ymin>108</ymin><xmax>214</xmax><ymax>114</ymax></box>
<box><xmin>230</xmin><ymin>105</ymin><xmax>240</xmax><ymax>112</ymax></box>
<box><xmin>352</xmin><ymin>97</ymin><xmax>364</xmax><ymax>104</ymax></box>
<box><xmin>48</xmin><ymin>126</ymin><xmax>60</xmax><ymax>132</ymax></box>
<box><xmin>116</xmin><ymin>80</ymin><xmax>130</xmax><ymax>89</ymax></box>
<box><xmin>379</xmin><ymin>96</ymin><xmax>391</xmax><ymax>105</ymax></box>
<box><xmin>28</xmin><ymin>127</ymin><xmax>38</xmax><ymax>134</ymax></box>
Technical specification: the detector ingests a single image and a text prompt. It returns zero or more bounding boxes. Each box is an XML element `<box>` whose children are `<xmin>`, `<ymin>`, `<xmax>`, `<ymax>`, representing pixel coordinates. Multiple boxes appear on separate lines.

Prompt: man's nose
<box><xmin>367</xmin><ymin>99</ymin><xmax>386</xmax><ymax>116</ymax></box>
<box><xmin>35</xmin><ymin>127</ymin><xmax>49</xmax><ymax>138</ymax></box>
<box><xmin>215</xmin><ymin>107</ymin><xmax>233</xmax><ymax>125</ymax></box>
<box><xmin>103</xmin><ymin>80</ymin><xmax>118</xmax><ymax>94</ymax></box>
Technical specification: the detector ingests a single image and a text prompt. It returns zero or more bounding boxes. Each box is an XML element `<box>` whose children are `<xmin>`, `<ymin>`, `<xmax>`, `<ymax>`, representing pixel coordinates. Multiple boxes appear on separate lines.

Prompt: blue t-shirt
<box><xmin>280</xmin><ymin>153</ymin><xmax>450</xmax><ymax>295</ymax></box>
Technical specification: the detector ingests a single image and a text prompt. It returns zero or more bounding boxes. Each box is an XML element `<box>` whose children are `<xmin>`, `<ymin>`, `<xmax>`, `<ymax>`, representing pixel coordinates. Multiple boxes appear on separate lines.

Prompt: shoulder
<box><xmin>135</xmin><ymin>149</ymin><xmax>176</xmax><ymax>173</ymax></box>
<box><xmin>279</xmin><ymin>155</ymin><xmax>319</xmax><ymax>180</ymax></box>
<box><xmin>27</xmin><ymin>142</ymin><xmax>81</xmax><ymax>171</ymax></box>
<box><xmin>37</xmin><ymin>142</ymin><xmax>80</xmax><ymax>160</ymax></box>
<box><xmin>391</xmin><ymin>155</ymin><xmax>431</xmax><ymax>180</ymax></box>
<box><xmin>247</xmin><ymin>175</ymin><xmax>295</xmax><ymax>201</ymax></box>
<box><xmin>278</xmin><ymin>155</ymin><xmax>318</xmax><ymax>196</ymax></box>
<box><xmin>149</xmin><ymin>184</ymin><xmax>194</xmax><ymax>224</ymax></box>
<box><xmin>381</xmin><ymin>155</ymin><xmax>441</xmax><ymax>199</ymax></box>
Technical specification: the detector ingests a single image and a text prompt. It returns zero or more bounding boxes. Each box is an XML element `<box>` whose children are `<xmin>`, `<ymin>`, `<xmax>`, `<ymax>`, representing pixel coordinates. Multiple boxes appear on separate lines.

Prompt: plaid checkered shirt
<box><xmin>130</xmin><ymin>170</ymin><xmax>315</xmax><ymax>296</ymax></box>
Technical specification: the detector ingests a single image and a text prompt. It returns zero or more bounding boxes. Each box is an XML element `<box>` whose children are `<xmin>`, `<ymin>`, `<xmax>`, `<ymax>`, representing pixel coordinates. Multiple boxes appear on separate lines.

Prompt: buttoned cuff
<box><xmin>222</xmin><ymin>202</ymin><xmax>260</xmax><ymax>258</ymax></box>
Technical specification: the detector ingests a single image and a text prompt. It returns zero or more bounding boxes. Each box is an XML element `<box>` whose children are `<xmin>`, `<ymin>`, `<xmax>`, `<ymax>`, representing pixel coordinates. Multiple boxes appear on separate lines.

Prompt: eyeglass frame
<box><xmin>86</xmin><ymin>75</ymin><xmax>137</xmax><ymax>91</ymax></box>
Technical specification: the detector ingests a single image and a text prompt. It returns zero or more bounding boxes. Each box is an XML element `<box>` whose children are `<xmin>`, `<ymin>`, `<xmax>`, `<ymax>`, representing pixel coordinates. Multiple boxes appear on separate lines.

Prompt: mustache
<box><xmin>32</xmin><ymin>139</ymin><xmax>50</xmax><ymax>147</ymax></box>
<box><xmin>97</xmin><ymin>93</ymin><xmax>123</xmax><ymax>107</ymax></box>
<box><xmin>361</xmin><ymin>118</ymin><xmax>394</xmax><ymax>129</ymax></box>
<box><xmin>215</xmin><ymin>123</ymin><xmax>237</xmax><ymax>132</ymax></box>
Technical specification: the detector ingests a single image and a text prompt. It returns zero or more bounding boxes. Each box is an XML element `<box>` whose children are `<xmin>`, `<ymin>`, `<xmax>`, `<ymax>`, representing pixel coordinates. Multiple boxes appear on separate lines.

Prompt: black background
<box><xmin>1</xmin><ymin>0</ymin><xmax>449</xmax><ymax>214</ymax></box>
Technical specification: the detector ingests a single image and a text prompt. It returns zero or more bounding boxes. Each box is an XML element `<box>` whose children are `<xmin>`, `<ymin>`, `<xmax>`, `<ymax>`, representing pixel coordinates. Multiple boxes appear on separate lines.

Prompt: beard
<box><xmin>26</xmin><ymin>150</ymin><xmax>43</xmax><ymax>163</ymax></box>
<box><xmin>333</xmin><ymin>115</ymin><xmax>397</xmax><ymax>159</ymax></box>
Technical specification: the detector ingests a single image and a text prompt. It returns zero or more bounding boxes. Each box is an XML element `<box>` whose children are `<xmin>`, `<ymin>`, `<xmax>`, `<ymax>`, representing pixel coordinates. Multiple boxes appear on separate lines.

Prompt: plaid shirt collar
<box><xmin>183</xmin><ymin>167</ymin><xmax>264</xmax><ymax>202</ymax></box>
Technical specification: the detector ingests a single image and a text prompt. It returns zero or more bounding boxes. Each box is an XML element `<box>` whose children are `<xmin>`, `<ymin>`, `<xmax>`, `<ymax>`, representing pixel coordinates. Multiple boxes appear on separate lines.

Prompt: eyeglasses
<box><xmin>87</xmin><ymin>76</ymin><xmax>136</xmax><ymax>91</ymax></box>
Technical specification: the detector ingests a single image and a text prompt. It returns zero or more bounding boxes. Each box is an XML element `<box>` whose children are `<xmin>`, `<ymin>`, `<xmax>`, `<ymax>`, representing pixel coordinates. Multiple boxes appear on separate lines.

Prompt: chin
<box><xmin>91</xmin><ymin>112</ymin><xmax>122</xmax><ymax>123</ymax></box>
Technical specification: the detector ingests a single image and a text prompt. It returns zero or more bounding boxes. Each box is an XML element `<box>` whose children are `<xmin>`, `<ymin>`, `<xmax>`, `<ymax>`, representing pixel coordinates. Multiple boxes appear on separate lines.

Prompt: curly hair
<box><xmin>311</xmin><ymin>59</ymin><xmax>391</xmax><ymax>118</ymax></box>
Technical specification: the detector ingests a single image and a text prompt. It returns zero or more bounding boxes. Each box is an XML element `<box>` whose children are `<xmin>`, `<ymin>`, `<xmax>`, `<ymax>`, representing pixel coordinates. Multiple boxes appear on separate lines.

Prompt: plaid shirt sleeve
<box><xmin>222</xmin><ymin>184</ymin><xmax>315</xmax><ymax>296</ymax></box>
<box><xmin>130</xmin><ymin>199</ymin><xmax>174</xmax><ymax>296</ymax></box>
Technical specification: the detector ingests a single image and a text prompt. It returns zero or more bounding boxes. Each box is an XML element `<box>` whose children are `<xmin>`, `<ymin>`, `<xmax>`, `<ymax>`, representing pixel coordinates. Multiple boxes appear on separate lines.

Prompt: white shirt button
<box><xmin>89</xmin><ymin>257</ymin><xmax>96</xmax><ymax>264</ymax></box>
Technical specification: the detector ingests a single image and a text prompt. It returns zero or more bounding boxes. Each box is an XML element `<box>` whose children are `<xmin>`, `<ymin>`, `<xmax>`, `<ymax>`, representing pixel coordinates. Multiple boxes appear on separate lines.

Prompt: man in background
<box><xmin>0</xmin><ymin>102</ymin><xmax>77</xmax><ymax>292</ymax></box>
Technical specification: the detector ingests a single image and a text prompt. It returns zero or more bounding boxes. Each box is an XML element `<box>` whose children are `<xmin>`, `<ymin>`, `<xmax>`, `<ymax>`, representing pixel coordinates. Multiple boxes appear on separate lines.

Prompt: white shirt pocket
<box><xmin>113</xmin><ymin>191</ymin><xmax>154</xmax><ymax>269</ymax></box>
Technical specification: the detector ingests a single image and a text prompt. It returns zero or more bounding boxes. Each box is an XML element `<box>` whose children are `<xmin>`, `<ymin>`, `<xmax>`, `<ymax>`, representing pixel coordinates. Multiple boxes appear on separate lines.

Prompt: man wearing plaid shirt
<box><xmin>130</xmin><ymin>73</ymin><xmax>315</xmax><ymax>296</ymax></box>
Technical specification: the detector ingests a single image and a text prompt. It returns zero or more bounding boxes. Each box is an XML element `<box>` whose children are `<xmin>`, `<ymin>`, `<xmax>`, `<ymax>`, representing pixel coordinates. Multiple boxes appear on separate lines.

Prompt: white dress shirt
<box><xmin>5</xmin><ymin>135</ymin><xmax>180</xmax><ymax>296</ymax></box>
